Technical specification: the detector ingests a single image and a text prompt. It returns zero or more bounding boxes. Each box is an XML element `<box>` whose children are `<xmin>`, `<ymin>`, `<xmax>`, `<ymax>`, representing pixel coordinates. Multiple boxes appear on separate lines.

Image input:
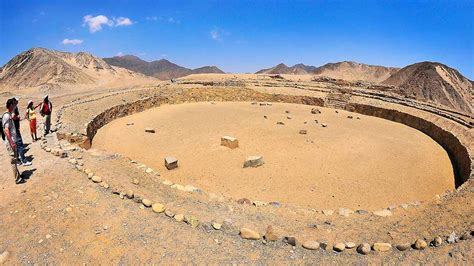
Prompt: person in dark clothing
<box><xmin>11</xmin><ymin>98</ymin><xmax>32</xmax><ymax>166</ymax></box>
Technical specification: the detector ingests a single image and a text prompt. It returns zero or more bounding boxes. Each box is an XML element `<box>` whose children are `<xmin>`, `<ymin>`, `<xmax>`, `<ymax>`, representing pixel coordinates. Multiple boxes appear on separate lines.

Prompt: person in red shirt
<box><xmin>39</xmin><ymin>95</ymin><xmax>53</xmax><ymax>136</ymax></box>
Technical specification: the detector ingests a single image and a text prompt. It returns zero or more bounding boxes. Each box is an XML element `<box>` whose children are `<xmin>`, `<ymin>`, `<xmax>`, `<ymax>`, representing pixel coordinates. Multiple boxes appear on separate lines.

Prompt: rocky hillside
<box><xmin>256</xmin><ymin>63</ymin><xmax>316</xmax><ymax>75</ymax></box>
<box><xmin>313</xmin><ymin>61</ymin><xmax>399</xmax><ymax>83</ymax></box>
<box><xmin>382</xmin><ymin>62</ymin><xmax>473</xmax><ymax>113</ymax></box>
<box><xmin>256</xmin><ymin>61</ymin><xmax>398</xmax><ymax>83</ymax></box>
<box><xmin>0</xmin><ymin>48</ymin><xmax>155</xmax><ymax>90</ymax></box>
<box><xmin>103</xmin><ymin>55</ymin><xmax>224</xmax><ymax>80</ymax></box>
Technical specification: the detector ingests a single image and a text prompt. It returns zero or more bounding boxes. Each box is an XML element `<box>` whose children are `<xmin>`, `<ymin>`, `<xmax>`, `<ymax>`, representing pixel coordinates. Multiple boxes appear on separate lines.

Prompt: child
<box><xmin>25</xmin><ymin>100</ymin><xmax>38</xmax><ymax>142</ymax></box>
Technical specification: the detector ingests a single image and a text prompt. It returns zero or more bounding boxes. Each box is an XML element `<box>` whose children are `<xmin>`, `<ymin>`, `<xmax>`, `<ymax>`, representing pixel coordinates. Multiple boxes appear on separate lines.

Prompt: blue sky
<box><xmin>1</xmin><ymin>0</ymin><xmax>473</xmax><ymax>78</ymax></box>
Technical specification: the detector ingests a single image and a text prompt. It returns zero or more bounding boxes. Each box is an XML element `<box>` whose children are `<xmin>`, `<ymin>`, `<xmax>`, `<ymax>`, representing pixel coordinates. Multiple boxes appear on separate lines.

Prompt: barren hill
<box><xmin>256</xmin><ymin>61</ymin><xmax>398</xmax><ymax>83</ymax></box>
<box><xmin>256</xmin><ymin>63</ymin><xmax>315</xmax><ymax>75</ymax></box>
<box><xmin>382</xmin><ymin>62</ymin><xmax>473</xmax><ymax>113</ymax></box>
<box><xmin>0</xmin><ymin>48</ymin><xmax>155</xmax><ymax>91</ymax></box>
<box><xmin>313</xmin><ymin>61</ymin><xmax>399</xmax><ymax>83</ymax></box>
<box><xmin>103</xmin><ymin>55</ymin><xmax>224</xmax><ymax>80</ymax></box>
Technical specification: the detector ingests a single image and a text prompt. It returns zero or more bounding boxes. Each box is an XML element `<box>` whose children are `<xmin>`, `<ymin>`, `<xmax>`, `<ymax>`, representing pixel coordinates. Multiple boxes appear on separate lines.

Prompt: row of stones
<box><xmin>45</xmin><ymin>113</ymin><xmax>474</xmax><ymax>258</ymax></box>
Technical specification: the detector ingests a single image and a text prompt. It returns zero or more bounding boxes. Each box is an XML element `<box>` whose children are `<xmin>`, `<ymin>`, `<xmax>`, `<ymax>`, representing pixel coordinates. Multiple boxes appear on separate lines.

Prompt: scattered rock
<box><xmin>347</xmin><ymin>115</ymin><xmax>353</xmax><ymax>119</ymax></box>
<box><xmin>126</xmin><ymin>190</ymin><xmax>134</xmax><ymax>199</ymax></box>
<box><xmin>333</xmin><ymin>243</ymin><xmax>346</xmax><ymax>252</ymax></box>
<box><xmin>357</xmin><ymin>243</ymin><xmax>371</xmax><ymax>255</ymax></box>
<box><xmin>243</xmin><ymin>155</ymin><xmax>264</xmax><ymax>168</ymax></box>
<box><xmin>264</xmin><ymin>226</ymin><xmax>280</xmax><ymax>241</ymax></box>
<box><xmin>355</xmin><ymin>209</ymin><xmax>368</xmax><ymax>214</ymax></box>
<box><xmin>65</xmin><ymin>207</ymin><xmax>73</xmax><ymax>213</ymax></box>
<box><xmin>396</xmin><ymin>243</ymin><xmax>411</xmax><ymax>251</ymax></box>
<box><xmin>152</xmin><ymin>203</ymin><xmax>165</xmax><ymax>213</ymax></box>
<box><xmin>185</xmin><ymin>215</ymin><xmax>199</xmax><ymax>228</ymax></box>
<box><xmin>240</xmin><ymin>228</ymin><xmax>260</xmax><ymax>240</ymax></box>
<box><xmin>460</xmin><ymin>232</ymin><xmax>471</xmax><ymax>240</ymax></box>
<box><xmin>221</xmin><ymin>136</ymin><xmax>239</xmax><ymax>149</ymax></box>
<box><xmin>284</xmin><ymin>236</ymin><xmax>297</xmax><ymax>246</ymax></box>
<box><xmin>373</xmin><ymin>209</ymin><xmax>392</xmax><ymax>217</ymax></box>
<box><xmin>299</xmin><ymin>129</ymin><xmax>307</xmax><ymax>135</ymax></box>
<box><xmin>145</xmin><ymin>127</ymin><xmax>155</xmax><ymax>133</ymax></box>
<box><xmin>91</xmin><ymin>176</ymin><xmax>102</xmax><ymax>183</ymax></box>
<box><xmin>321</xmin><ymin>123</ymin><xmax>327</xmax><ymax>128</ymax></box>
<box><xmin>252</xmin><ymin>201</ymin><xmax>267</xmax><ymax>207</ymax></box>
<box><xmin>88</xmin><ymin>173</ymin><xmax>94</xmax><ymax>179</ymax></box>
<box><xmin>126</xmin><ymin>122</ymin><xmax>134</xmax><ymax>126</ymax></box>
<box><xmin>68</xmin><ymin>159</ymin><xmax>77</xmax><ymax>165</ymax></box>
<box><xmin>142</xmin><ymin>199</ymin><xmax>152</xmax><ymax>207</ymax></box>
<box><xmin>345</xmin><ymin>242</ymin><xmax>356</xmax><ymax>249</ymax></box>
<box><xmin>237</xmin><ymin>198</ymin><xmax>251</xmax><ymax>205</ymax></box>
<box><xmin>263</xmin><ymin>115</ymin><xmax>267</xmax><ymax>119</ymax></box>
<box><xmin>414</xmin><ymin>239</ymin><xmax>427</xmax><ymax>250</ymax></box>
<box><xmin>286</xmin><ymin>116</ymin><xmax>292</xmax><ymax>120</ymax></box>
<box><xmin>174</xmin><ymin>214</ymin><xmax>184</xmax><ymax>222</ymax></box>
<box><xmin>372</xmin><ymin>242</ymin><xmax>392</xmax><ymax>252</ymax></box>
<box><xmin>164</xmin><ymin>156</ymin><xmax>178</xmax><ymax>170</ymax></box>
<box><xmin>269</xmin><ymin>201</ymin><xmax>281</xmax><ymax>208</ymax></box>
<box><xmin>311</xmin><ymin>108</ymin><xmax>321</xmax><ymax>114</ymax></box>
<box><xmin>276</xmin><ymin>121</ymin><xmax>285</xmax><ymax>125</ymax></box>
<box><xmin>320</xmin><ymin>242</ymin><xmax>332</xmax><ymax>251</ymax></box>
<box><xmin>432</xmin><ymin>236</ymin><xmax>443</xmax><ymax>247</ymax></box>
<box><xmin>447</xmin><ymin>231</ymin><xmax>458</xmax><ymax>243</ymax></box>
<box><xmin>285</xmin><ymin>110</ymin><xmax>290</xmax><ymax>114</ymax></box>
<box><xmin>164</xmin><ymin>209</ymin><xmax>174</xmax><ymax>217</ymax></box>
<box><xmin>132</xmin><ymin>178</ymin><xmax>140</xmax><ymax>185</ymax></box>
<box><xmin>145</xmin><ymin>168</ymin><xmax>153</xmax><ymax>174</ymax></box>
<box><xmin>302</xmin><ymin>240</ymin><xmax>320</xmax><ymax>250</ymax></box>
<box><xmin>46</xmin><ymin>234</ymin><xmax>52</xmax><ymax>239</ymax></box>
<box><xmin>212</xmin><ymin>222</ymin><xmax>222</xmax><ymax>230</ymax></box>
<box><xmin>171</xmin><ymin>184</ymin><xmax>185</xmax><ymax>191</ymax></box>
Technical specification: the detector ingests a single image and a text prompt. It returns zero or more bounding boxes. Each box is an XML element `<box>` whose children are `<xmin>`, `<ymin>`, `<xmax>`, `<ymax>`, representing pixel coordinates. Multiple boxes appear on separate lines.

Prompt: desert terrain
<box><xmin>0</xmin><ymin>48</ymin><xmax>473</xmax><ymax>264</ymax></box>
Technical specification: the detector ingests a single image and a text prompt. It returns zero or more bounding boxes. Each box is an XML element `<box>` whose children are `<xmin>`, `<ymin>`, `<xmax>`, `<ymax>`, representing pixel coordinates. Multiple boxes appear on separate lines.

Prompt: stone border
<box><xmin>38</xmin><ymin>135</ymin><xmax>474</xmax><ymax>256</ymax></box>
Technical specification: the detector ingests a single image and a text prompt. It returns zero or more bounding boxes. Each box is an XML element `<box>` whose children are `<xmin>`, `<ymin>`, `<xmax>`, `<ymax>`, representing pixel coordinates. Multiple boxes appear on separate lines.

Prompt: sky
<box><xmin>0</xmin><ymin>0</ymin><xmax>473</xmax><ymax>78</ymax></box>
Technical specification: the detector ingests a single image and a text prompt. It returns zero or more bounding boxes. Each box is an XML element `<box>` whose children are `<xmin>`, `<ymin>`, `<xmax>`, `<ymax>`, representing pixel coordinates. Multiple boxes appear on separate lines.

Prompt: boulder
<box><xmin>373</xmin><ymin>209</ymin><xmax>392</xmax><ymax>217</ymax></box>
<box><xmin>299</xmin><ymin>129</ymin><xmax>307</xmax><ymax>135</ymax></box>
<box><xmin>311</xmin><ymin>108</ymin><xmax>321</xmax><ymax>114</ymax></box>
<box><xmin>284</xmin><ymin>236</ymin><xmax>297</xmax><ymax>246</ymax></box>
<box><xmin>357</xmin><ymin>243</ymin><xmax>371</xmax><ymax>255</ymax></box>
<box><xmin>145</xmin><ymin>127</ymin><xmax>155</xmax><ymax>133</ymax></box>
<box><xmin>302</xmin><ymin>240</ymin><xmax>320</xmax><ymax>250</ymax></box>
<box><xmin>333</xmin><ymin>243</ymin><xmax>346</xmax><ymax>252</ymax></box>
<box><xmin>345</xmin><ymin>242</ymin><xmax>356</xmax><ymax>249</ymax></box>
<box><xmin>243</xmin><ymin>155</ymin><xmax>264</xmax><ymax>168</ymax></box>
<box><xmin>396</xmin><ymin>243</ymin><xmax>411</xmax><ymax>251</ymax></box>
<box><xmin>142</xmin><ymin>199</ymin><xmax>152</xmax><ymax>207</ymax></box>
<box><xmin>91</xmin><ymin>176</ymin><xmax>102</xmax><ymax>183</ymax></box>
<box><xmin>237</xmin><ymin>198</ymin><xmax>251</xmax><ymax>205</ymax></box>
<box><xmin>432</xmin><ymin>236</ymin><xmax>443</xmax><ymax>247</ymax></box>
<box><xmin>152</xmin><ymin>203</ymin><xmax>166</xmax><ymax>213</ymax></box>
<box><xmin>221</xmin><ymin>136</ymin><xmax>239</xmax><ymax>149</ymax></box>
<box><xmin>240</xmin><ymin>228</ymin><xmax>260</xmax><ymax>240</ymax></box>
<box><xmin>264</xmin><ymin>226</ymin><xmax>280</xmax><ymax>241</ymax></box>
<box><xmin>372</xmin><ymin>242</ymin><xmax>392</xmax><ymax>252</ymax></box>
<box><xmin>164</xmin><ymin>156</ymin><xmax>178</xmax><ymax>170</ymax></box>
<box><xmin>414</xmin><ymin>239</ymin><xmax>427</xmax><ymax>250</ymax></box>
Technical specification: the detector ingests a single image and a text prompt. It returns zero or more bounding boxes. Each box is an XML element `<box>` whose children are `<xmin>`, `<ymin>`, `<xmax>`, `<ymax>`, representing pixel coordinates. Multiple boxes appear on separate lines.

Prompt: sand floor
<box><xmin>92</xmin><ymin>102</ymin><xmax>455</xmax><ymax>210</ymax></box>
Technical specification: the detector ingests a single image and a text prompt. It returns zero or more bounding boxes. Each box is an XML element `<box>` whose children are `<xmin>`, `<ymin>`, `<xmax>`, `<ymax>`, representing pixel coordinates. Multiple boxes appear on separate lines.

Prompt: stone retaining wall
<box><xmin>82</xmin><ymin>87</ymin><xmax>472</xmax><ymax>188</ymax></box>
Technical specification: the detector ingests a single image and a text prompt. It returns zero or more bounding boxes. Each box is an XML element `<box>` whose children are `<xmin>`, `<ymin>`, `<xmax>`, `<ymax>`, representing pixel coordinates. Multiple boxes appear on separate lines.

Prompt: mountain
<box><xmin>0</xmin><ymin>48</ymin><xmax>155</xmax><ymax>90</ymax></box>
<box><xmin>256</xmin><ymin>61</ymin><xmax>398</xmax><ymax>83</ymax></box>
<box><xmin>382</xmin><ymin>62</ymin><xmax>473</xmax><ymax>113</ymax></box>
<box><xmin>256</xmin><ymin>63</ymin><xmax>315</xmax><ymax>75</ymax></box>
<box><xmin>313</xmin><ymin>61</ymin><xmax>399</xmax><ymax>83</ymax></box>
<box><xmin>103</xmin><ymin>55</ymin><xmax>224</xmax><ymax>80</ymax></box>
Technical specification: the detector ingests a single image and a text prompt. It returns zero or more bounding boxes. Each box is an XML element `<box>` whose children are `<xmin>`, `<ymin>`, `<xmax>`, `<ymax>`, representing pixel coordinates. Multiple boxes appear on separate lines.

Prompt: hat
<box><xmin>28</xmin><ymin>100</ymin><xmax>33</xmax><ymax>106</ymax></box>
<box><xmin>43</xmin><ymin>95</ymin><xmax>48</xmax><ymax>100</ymax></box>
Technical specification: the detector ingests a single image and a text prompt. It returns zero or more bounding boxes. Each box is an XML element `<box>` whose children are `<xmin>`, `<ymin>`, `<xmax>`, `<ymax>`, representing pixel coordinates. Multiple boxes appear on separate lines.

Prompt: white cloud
<box><xmin>83</xmin><ymin>15</ymin><xmax>113</xmax><ymax>33</ymax></box>
<box><xmin>116</xmin><ymin>52</ymin><xmax>124</xmax><ymax>56</ymax></box>
<box><xmin>115</xmin><ymin>17</ymin><xmax>133</xmax><ymax>26</ymax></box>
<box><xmin>210</xmin><ymin>29</ymin><xmax>221</xmax><ymax>41</ymax></box>
<box><xmin>62</xmin><ymin>38</ymin><xmax>83</xmax><ymax>45</ymax></box>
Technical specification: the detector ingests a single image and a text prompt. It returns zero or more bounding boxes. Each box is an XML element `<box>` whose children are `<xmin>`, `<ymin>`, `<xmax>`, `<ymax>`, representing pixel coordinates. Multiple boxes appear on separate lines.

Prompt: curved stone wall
<box><xmin>83</xmin><ymin>90</ymin><xmax>472</xmax><ymax>188</ymax></box>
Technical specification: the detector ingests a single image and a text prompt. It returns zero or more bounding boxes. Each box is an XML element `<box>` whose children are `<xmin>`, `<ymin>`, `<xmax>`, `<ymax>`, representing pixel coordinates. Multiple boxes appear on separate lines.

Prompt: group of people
<box><xmin>2</xmin><ymin>95</ymin><xmax>53</xmax><ymax>184</ymax></box>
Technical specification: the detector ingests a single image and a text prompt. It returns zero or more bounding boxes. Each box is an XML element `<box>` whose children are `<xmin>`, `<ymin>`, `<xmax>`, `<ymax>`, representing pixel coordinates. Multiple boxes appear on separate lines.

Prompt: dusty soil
<box><xmin>92</xmin><ymin>102</ymin><xmax>454</xmax><ymax>210</ymax></box>
<box><xmin>0</xmin><ymin>76</ymin><xmax>472</xmax><ymax>264</ymax></box>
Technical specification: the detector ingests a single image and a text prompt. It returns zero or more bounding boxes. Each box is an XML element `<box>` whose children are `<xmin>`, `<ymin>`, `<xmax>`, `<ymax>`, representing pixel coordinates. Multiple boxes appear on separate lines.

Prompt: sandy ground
<box><xmin>92</xmin><ymin>102</ymin><xmax>455</xmax><ymax>210</ymax></box>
